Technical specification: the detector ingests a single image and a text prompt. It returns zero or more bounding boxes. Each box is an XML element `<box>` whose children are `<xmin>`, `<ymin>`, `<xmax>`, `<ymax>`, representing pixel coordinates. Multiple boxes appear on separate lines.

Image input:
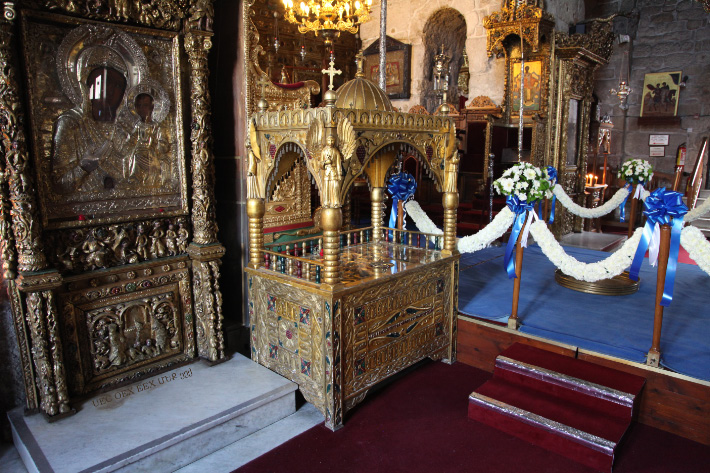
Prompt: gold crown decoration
<box><xmin>78</xmin><ymin>46</ymin><xmax>129</xmax><ymax>82</ymax></box>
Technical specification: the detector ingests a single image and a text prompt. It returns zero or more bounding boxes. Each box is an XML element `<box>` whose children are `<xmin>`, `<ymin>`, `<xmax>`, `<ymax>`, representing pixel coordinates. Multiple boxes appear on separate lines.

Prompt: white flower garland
<box><xmin>457</xmin><ymin>207</ymin><xmax>515</xmax><ymax>253</ymax></box>
<box><xmin>406</xmin><ymin>200</ymin><xmax>515</xmax><ymax>253</ymax></box>
<box><xmin>529</xmin><ymin>221</ymin><xmax>643</xmax><ymax>282</ymax></box>
<box><xmin>680</xmin><ymin>226</ymin><xmax>710</xmax><ymax>277</ymax></box>
<box><xmin>552</xmin><ymin>184</ymin><xmax>631</xmax><ymax>218</ymax></box>
<box><xmin>686</xmin><ymin>195</ymin><xmax>710</xmax><ymax>223</ymax></box>
<box><xmin>405</xmin><ymin>200</ymin><xmax>443</xmax><ymax>235</ymax></box>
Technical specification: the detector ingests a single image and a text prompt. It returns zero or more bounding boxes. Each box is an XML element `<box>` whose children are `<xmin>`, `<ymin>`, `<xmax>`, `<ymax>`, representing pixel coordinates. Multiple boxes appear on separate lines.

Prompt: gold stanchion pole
<box><xmin>647</xmin><ymin>224</ymin><xmax>671</xmax><ymax>367</ymax></box>
<box><xmin>508</xmin><ymin>230</ymin><xmax>525</xmax><ymax>330</ymax></box>
<box><xmin>397</xmin><ymin>200</ymin><xmax>404</xmax><ymax>230</ymax></box>
<box><xmin>627</xmin><ymin>183</ymin><xmax>638</xmax><ymax>239</ymax></box>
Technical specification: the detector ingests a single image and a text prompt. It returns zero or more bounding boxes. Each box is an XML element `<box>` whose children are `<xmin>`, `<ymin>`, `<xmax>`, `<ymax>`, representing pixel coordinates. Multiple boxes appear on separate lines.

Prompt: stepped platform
<box><xmin>8</xmin><ymin>353</ymin><xmax>297</xmax><ymax>473</ymax></box>
<box><xmin>468</xmin><ymin>343</ymin><xmax>645</xmax><ymax>472</ymax></box>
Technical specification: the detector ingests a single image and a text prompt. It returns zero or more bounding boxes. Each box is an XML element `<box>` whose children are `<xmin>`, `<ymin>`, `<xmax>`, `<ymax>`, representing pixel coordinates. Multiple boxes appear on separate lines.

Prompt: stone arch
<box><xmin>420</xmin><ymin>7</ymin><xmax>467</xmax><ymax>113</ymax></box>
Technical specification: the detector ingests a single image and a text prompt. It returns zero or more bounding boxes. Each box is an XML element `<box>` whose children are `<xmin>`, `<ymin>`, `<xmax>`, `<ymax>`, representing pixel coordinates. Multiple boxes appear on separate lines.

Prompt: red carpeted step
<box><xmin>494</xmin><ymin>344</ymin><xmax>645</xmax><ymax>419</ymax></box>
<box><xmin>500</xmin><ymin>344</ymin><xmax>646</xmax><ymax>396</ymax></box>
<box><xmin>468</xmin><ymin>343</ymin><xmax>646</xmax><ymax>472</ymax></box>
<box><xmin>468</xmin><ymin>388</ymin><xmax>619</xmax><ymax>472</ymax></box>
<box><xmin>473</xmin><ymin>377</ymin><xmax>629</xmax><ymax>443</ymax></box>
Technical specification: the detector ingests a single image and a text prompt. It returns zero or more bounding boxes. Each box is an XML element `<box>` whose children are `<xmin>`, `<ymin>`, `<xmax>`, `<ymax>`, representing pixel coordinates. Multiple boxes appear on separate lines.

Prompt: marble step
<box><xmin>9</xmin><ymin>353</ymin><xmax>297</xmax><ymax>473</ymax></box>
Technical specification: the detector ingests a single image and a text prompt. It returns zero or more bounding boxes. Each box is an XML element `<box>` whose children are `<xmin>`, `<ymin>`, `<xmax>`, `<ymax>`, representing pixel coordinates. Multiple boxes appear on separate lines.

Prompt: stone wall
<box><xmin>589</xmin><ymin>0</ymin><xmax>710</xmax><ymax>182</ymax></box>
<box><xmin>360</xmin><ymin>0</ymin><xmax>584</xmax><ymax>112</ymax></box>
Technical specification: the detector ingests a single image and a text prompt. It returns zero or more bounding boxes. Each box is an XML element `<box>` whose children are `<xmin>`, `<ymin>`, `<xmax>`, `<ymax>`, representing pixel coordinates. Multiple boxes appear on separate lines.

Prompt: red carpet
<box><xmin>235</xmin><ymin>361</ymin><xmax>710</xmax><ymax>473</ymax></box>
<box><xmin>469</xmin><ymin>344</ymin><xmax>646</xmax><ymax>471</ymax></box>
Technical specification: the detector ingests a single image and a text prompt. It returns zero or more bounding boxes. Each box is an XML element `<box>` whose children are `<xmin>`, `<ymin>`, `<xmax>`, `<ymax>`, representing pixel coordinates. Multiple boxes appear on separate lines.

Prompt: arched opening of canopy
<box><xmin>262</xmin><ymin>141</ymin><xmax>321</xmax><ymax>244</ymax></box>
<box><xmin>345</xmin><ymin>140</ymin><xmax>446</xmax><ymax>231</ymax></box>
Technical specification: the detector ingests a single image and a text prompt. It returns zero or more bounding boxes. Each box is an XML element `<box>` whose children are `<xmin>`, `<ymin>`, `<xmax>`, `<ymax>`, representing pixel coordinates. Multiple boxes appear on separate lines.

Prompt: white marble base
<box><xmin>177</xmin><ymin>402</ymin><xmax>324</xmax><ymax>473</ymax></box>
<box><xmin>8</xmin><ymin>353</ymin><xmax>297</xmax><ymax>473</ymax></box>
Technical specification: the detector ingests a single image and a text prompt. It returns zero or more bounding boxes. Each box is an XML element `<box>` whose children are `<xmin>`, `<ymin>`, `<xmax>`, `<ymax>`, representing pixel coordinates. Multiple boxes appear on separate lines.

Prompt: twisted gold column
<box><xmin>442</xmin><ymin>192</ymin><xmax>458</xmax><ymax>255</ymax></box>
<box><xmin>371</xmin><ymin>187</ymin><xmax>385</xmax><ymax>242</ymax></box>
<box><xmin>320</xmin><ymin>207</ymin><xmax>342</xmax><ymax>285</ymax></box>
<box><xmin>247</xmin><ymin>198</ymin><xmax>265</xmax><ymax>268</ymax></box>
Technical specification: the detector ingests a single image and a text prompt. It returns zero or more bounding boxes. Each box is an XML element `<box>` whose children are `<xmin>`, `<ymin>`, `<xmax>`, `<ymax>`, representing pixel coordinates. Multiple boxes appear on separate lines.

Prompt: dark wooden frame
<box><xmin>362</xmin><ymin>35</ymin><xmax>411</xmax><ymax>100</ymax></box>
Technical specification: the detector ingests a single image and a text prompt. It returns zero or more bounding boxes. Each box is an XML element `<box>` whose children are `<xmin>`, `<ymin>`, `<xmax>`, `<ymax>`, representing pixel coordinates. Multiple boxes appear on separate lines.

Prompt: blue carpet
<box><xmin>458</xmin><ymin>244</ymin><xmax>710</xmax><ymax>382</ymax></box>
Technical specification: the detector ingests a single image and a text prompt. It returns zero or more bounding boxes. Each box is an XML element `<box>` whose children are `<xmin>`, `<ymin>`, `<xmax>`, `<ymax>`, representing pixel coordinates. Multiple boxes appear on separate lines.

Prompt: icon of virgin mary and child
<box><xmin>51</xmin><ymin>24</ymin><xmax>172</xmax><ymax>195</ymax></box>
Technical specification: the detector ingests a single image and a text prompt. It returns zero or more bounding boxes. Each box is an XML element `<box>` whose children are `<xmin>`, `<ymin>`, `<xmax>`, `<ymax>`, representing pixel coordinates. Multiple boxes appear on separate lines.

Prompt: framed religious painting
<box><xmin>362</xmin><ymin>35</ymin><xmax>411</xmax><ymax>100</ymax></box>
<box><xmin>640</xmin><ymin>71</ymin><xmax>682</xmax><ymax>117</ymax></box>
<box><xmin>20</xmin><ymin>11</ymin><xmax>189</xmax><ymax>229</ymax></box>
<box><xmin>511</xmin><ymin>60</ymin><xmax>543</xmax><ymax>112</ymax></box>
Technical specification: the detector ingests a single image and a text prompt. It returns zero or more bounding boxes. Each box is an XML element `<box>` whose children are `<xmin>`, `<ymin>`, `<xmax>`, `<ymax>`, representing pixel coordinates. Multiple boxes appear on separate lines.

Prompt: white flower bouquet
<box><xmin>494</xmin><ymin>162</ymin><xmax>551</xmax><ymax>202</ymax></box>
<box><xmin>618</xmin><ymin>159</ymin><xmax>654</xmax><ymax>185</ymax></box>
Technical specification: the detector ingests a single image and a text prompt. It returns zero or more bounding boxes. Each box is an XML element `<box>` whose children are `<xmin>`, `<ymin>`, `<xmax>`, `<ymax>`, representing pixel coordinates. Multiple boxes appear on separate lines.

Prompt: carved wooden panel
<box><xmin>59</xmin><ymin>258</ymin><xmax>193</xmax><ymax>395</ymax></box>
<box><xmin>341</xmin><ymin>262</ymin><xmax>453</xmax><ymax>399</ymax></box>
<box><xmin>0</xmin><ymin>0</ymin><xmax>224</xmax><ymax>418</ymax></box>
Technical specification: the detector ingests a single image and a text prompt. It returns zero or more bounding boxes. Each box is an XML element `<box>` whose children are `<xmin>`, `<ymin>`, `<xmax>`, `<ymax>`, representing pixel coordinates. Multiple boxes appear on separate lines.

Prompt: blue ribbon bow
<box><xmin>546</xmin><ymin>166</ymin><xmax>557</xmax><ymax>224</ymax></box>
<box><xmin>387</xmin><ymin>172</ymin><xmax>417</xmax><ymax>236</ymax></box>
<box><xmin>628</xmin><ymin>188</ymin><xmax>688</xmax><ymax>307</ymax></box>
<box><xmin>505</xmin><ymin>196</ymin><xmax>535</xmax><ymax>279</ymax></box>
<box><xmin>619</xmin><ymin>183</ymin><xmax>633</xmax><ymax>222</ymax></box>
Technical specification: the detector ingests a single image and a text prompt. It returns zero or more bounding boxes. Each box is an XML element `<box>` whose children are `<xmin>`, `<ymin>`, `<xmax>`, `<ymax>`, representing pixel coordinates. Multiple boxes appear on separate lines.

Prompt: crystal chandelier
<box><xmin>282</xmin><ymin>0</ymin><xmax>373</xmax><ymax>35</ymax></box>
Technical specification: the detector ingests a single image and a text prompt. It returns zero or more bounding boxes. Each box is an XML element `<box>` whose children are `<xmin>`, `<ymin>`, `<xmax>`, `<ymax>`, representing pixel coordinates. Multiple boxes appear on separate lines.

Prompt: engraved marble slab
<box><xmin>9</xmin><ymin>354</ymin><xmax>297</xmax><ymax>473</ymax></box>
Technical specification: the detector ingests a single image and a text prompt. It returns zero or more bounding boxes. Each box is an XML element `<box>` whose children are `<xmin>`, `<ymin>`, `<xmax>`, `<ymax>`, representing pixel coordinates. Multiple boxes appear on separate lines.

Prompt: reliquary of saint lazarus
<box><xmin>245</xmin><ymin>55</ymin><xmax>462</xmax><ymax>430</ymax></box>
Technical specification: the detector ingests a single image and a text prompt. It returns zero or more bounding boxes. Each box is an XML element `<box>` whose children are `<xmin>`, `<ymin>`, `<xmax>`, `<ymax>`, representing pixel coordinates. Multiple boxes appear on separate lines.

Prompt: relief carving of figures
<box><xmin>41</xmin><ymin>0</ymin><xmax>188</xmax><ymax>30</ymax></box>
<box><xmin>305</xmin><ymin>116</ymin><xmax>356</xmax><ymax>208</ymax></box>
<box><xmin>88</xmin><ymin>293</ymin><xmax>181</xmax><ymax>374</ymax></box>
<box><xmin>47</xmin><ymin>217</ymin><xmax>191</xmax><ymax>273</ymax></box>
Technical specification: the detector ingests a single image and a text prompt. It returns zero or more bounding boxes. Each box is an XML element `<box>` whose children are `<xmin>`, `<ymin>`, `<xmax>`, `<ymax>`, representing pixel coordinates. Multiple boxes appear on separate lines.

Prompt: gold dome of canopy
<box><xmin>335</xmin><ymin>55</ymin><xmax>395</xmax><ymax>112</ymax></box>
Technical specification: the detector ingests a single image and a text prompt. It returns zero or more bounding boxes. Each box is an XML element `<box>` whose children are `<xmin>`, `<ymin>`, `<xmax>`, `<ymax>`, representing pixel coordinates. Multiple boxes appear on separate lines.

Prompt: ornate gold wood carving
<box><xmin>264</xmin><ymin>158</ymin><xmax>312</xmax><ymax>230</ymax></box>
<box><xmin>484</xmin><ymin>2</ymin><xmax>614</xmax><ymax>238</ymax></box>
<box><xmin>249</xmin><ymin>257</ymin><xmax>458</xmax><ymax>431</ymax></box>
<box><xmin>467</xmin><ymin>95</ymin><xmax>498</xmax><ymax>110</ymax></box>
<box><xmin>484</xmin><ymin>1</ymin><xmax>554</xmax><ymax>58</ymax></box>
<box><xmin>40</xmin><ymin>0</ymin><xmax>189</xmax><ymax>31</ymax></box>
<box><xmin>185</xmin><ymin>30</ymin><xmax>217</xmax><ymax>245</ymax></box>
<box><xmin>45</xmin><ymin>217</ymin><xmax>190</xmax><ymax>274</ymax></box>
<box><xmin>59</xmin><ymin>258</ymin><xmax>194</xmax><ymax>394</ymax></box>
<box><xmin>547</xmin><ymin>21</ymin><xmax>614</xmax><ymax>237</ymax></box>
<box><xmin>1</xmin><ymin>1</ymin><xmax>224</xmax><ymax>420</ymax></box>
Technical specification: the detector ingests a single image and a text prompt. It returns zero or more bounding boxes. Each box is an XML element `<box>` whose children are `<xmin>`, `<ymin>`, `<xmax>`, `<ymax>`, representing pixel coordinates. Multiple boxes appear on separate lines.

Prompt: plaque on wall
<box><xmin>21</xmin><ymin>12</ymin><xmax>189</xmax><ymax>229</ymax></box>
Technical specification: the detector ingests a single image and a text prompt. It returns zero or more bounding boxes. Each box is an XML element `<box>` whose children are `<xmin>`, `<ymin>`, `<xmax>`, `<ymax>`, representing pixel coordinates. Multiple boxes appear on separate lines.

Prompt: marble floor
<box><xmin>1</xmin><ymin>402</ymin><xmax>323</xmax><ymax>473</ymax></box>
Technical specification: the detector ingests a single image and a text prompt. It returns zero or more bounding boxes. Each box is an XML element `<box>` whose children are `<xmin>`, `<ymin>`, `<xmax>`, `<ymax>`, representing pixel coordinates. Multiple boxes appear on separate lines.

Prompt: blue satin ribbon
<box><xmin>545</xmin><ymin>166</ymin><xmax>557</xmax><ymax>224</ymax></box>
<box><xmin>387</xmin><ymin>172</ymin><xmax>417</xmax><ymax>238</ymax></box>
<box><xmin>619</xmin><ymin>183</ymin><xmax>633</xmax><ymax>222</ymax></box>
<box><xmin>628</xmin><ymin>188</ymin><xmax>688</xmax><ymax>306</ymax></box>
<box><xmin>505</xmin><ymin>196</ymin><xmax>535</xmax><ymax>279</ymax></box>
